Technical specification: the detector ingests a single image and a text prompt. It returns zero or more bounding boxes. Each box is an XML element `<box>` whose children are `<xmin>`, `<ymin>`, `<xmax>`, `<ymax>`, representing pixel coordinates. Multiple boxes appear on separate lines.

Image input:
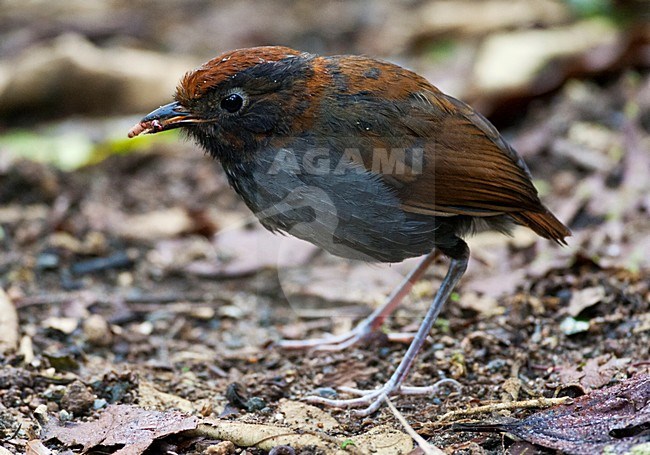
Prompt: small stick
<box><xmin>385</xmin><ymin>396</ymin><xmax>445</xmax><ymax>455</ymax></box>
<box><xmin>438</xmin><ymin>396</ymin><xmax>572</xmax><ymax>421</ymax></box>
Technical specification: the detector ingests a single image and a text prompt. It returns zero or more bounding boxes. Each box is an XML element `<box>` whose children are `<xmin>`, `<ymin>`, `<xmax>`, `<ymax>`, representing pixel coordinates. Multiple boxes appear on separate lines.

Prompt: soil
<box><xmin>1</xmin><ymin>47</ymin><xmax>649</xmax><ymax>455</ymax></box>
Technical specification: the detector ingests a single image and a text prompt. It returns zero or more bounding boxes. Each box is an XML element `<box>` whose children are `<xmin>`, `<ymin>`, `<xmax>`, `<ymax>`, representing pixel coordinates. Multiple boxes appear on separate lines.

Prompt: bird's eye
<box><xmin>220</xmin><ymin>93</ymin><xmax>244</xmax><ymax>113</ymax></box>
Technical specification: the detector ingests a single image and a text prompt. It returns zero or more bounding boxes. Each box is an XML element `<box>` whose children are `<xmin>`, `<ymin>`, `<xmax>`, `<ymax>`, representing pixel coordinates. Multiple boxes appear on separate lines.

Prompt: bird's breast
<box><xmin>222</xmin><ymin>145</ymin><xmax>442</xmax><ymax>262</ymax></box>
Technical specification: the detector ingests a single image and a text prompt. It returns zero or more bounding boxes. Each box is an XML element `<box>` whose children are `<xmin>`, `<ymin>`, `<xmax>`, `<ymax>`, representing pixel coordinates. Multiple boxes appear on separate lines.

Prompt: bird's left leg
<box><xmin>277</xmin><ymin>250</ymin><xmax>439</xmax><ymax>351</ymax></box>
<box><xmin>304</xmin><ymin>241</ymin><xmax>469</xmax><ymax>416</ymax></box>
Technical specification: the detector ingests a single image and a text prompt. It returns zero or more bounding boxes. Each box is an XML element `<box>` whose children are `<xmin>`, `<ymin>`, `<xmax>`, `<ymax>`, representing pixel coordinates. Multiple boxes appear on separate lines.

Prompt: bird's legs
<box><xmin>277</xmin><ymin>250</ymin><xmax>439</xmax><ymax>351</ymax></box>
<box><xmin>304</xmin><ymin>243</ymin><xmax>469</xmax><ymax>416</ymax></box>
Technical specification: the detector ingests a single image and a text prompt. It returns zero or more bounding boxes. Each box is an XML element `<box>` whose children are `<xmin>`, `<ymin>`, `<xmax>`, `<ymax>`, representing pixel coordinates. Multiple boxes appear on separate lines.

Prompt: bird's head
<box><xmin>128</xmin><ymin>46</ymin><xmax>319</xmax><ymax>162</ymax></box>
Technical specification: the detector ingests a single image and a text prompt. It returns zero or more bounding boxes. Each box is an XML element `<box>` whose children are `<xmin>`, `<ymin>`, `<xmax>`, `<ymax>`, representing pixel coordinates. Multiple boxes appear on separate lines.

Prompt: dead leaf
<box><xmin>113</xmin><ymin>208</ymin><xmax>195</xmax><ymax>240</ymax></box>
<box><xmin>453</xmin><ymin>374</ymin><xmax>650</xmax><ymax>454</ymax></box>
<box><xmin>353</xmin><ymin>425</ymin><xmax>415</xmax><ymax>454</ymax></box>
<box><xmin>281</xmin><ymin>258</ymin><xmax>418</xmax><ymax>307</ymax></box>
<box><xmin>567</xmin><ymin>286</ymin><xmax>606</xmax><ymax>317</ymax></box>
<box><xmin>472</xmin><ymin>19</ymin><xmax>619</xmax><ymax>95</ymax></box>
<box><xmin>416</xmin><ymin>0</ymin><xmax>570</xmax><ymax>36</ymax></box>
<box><xmin>197</xmin><ymin>420</ymin><xmax>338</xmax><ymax>452</ymax></box>
<box><xmin>0</xmin><ymin>33</ymin><xmax>197</xmax><ymax>117</ymax></box>
<box><xmin>558</xmin><ymin>355</ymin><xmax>630</xmax><ymax>390</ymax></box>
<box><xmin>44</xmin><ymin>404</ymin><xmax>198</xmax><ymax>454</ymax></box>
<box><xmin>138</xmin><ymin>381</ymin><xmax>196</xmax><ymax>413</ymax></box>
<box><xmin>505</xmin><ymin>441</ymin><xmax>543</xmax><ymax>455</ymax></box>
<box><xmin>458</xmin><ymin>291</ymin><xmax>504</xmax><ymax>318</ymax></box>
<box><xmin>197</xmin><ymin>418</ymin><xmax>413</xmax><ymax>454</ymax></box>
<box><xmin>580</xmin><ymin>357</ymin><xmax>631</xmax><ymax>390</ymax></box>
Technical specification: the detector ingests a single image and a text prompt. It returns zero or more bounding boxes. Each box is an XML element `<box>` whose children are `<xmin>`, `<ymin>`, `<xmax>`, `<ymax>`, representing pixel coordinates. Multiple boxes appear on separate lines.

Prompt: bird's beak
<box><xmin>128</xmin><ymin>101</ymin><xmax>203</xmax><ymax>138</ymax></box>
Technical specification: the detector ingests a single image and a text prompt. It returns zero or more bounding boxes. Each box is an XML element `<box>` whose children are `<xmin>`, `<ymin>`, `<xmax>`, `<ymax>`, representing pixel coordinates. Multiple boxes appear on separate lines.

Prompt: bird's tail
<box><xmin>511</xmin><ymin>209</ymin><xmax>571</xmax><ymax>245</ymax></box>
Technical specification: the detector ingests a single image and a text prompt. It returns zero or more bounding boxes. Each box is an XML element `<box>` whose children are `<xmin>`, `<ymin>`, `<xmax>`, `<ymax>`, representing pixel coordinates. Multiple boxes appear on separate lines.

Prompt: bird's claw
<box><xmin>304</xmin><ymin>378</ymin><xmax>462</xmax><ymax>416</ymax></box>
<box><xmin>277</xmin><ymin>326</ymin><xmax>417</xmax><ymax>352</ymax></box>
<box><xmin>277</xmin><ymin>323</ymin><xmax>373</xmax><ymax>352</ymax></box>
<box><xmin>304</xmin><ymin>387</ymin><xmax>390</xmax><ymax>416</ymax></box>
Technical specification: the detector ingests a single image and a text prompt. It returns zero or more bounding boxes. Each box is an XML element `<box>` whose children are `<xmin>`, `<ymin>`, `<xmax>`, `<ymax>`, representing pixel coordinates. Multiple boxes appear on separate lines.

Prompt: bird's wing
<box><xmin>375</xmin><ymin>90</ymin><xmax>544</xmax><ymax>218</ymax></box>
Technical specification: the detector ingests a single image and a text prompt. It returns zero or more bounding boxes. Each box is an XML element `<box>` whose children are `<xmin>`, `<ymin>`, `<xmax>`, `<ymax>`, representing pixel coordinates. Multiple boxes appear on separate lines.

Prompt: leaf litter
<box><xmin>452</xmin><ymin>374</ymin><xmax>650</xmax><ymax>454</ymax></box>
<box><xmin>44</xmin><ymin>404</ymin><xmax>199</xmax><ymax>454</ymax></box>
<box><xmin>1</xmin><ymin>6</ymin><xmax>650</xmax><ymax>454</ymax></box>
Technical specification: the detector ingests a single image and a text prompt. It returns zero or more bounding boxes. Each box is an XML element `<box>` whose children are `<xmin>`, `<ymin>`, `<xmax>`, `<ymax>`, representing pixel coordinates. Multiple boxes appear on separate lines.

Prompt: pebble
<box><xmin>83</xmin><ymin>314</ymin><xmax>112</xmax><ymax>346</ymax></box>
<box><xmin>60</xmin><ymin>381</ymin><xmax>96</xmax><ymax>415</ymax></box>
<box><xmin>205</xmin><ymin>440</ymin><xmax>235</xmax><ymax>455</ymax></box>
<box><xmin>486</xmin><ymin>358</ymin><xmax>507</xmax><ymax>372</ymax></box>
<box><xmin>93</xmin><ymin>398</ymin><xmax>107</xmax><ymax>410</ymax></box>
<box><xmin>59</xmin><ymin>409</ymin><xmax>72</xmax><ymax>421</ymax></box>
<box><xmin>33</xmin><ymin>404</ymin><xmax>48</xmax><ymax>425</ymax></box>
<box><xmin>36</xmin><ymin>252</ymin><xmax>59</xmax><ymax>269</ymax></box>
<box><xmin>43</xmin><ymin>317</ymin><xmax>78</xmax><ymax>335</ymax></box>
<box><xmin>245</xmin><ymin>396</ymin><xmax>266</xmax><ymax>412</ymax></box>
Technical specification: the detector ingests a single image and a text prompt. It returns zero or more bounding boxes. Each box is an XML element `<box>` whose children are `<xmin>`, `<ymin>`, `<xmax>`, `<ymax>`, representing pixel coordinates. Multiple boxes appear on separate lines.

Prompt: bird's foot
<box><xmin>304</xmin><ymin>378</ymin><xmax>461</xmax><ymax>416</ymax></box>
<box><xmin>276</xmin><ymin>321</ymin><xmax>375</xmax><ymax>351</ymax></box>
<box><xmin>277</xmin><ymin>252</ymin><xmax>441</xmax><ymax>352</ymax></box>
<box><xmin>277</xmin><ymin>323</ymin><xmax>417</xmax><ymax>352</ymax></box>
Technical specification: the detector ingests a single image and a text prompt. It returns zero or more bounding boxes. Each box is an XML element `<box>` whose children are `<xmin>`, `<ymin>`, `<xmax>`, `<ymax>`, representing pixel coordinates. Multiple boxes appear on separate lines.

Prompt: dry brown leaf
<box><xmin>197</xmin><ymin>418</ymin><xmax>413</xmax><ymax>454</ymax></box>
<box><xmin>567</xmin><ymin>286</ymin><xmax>606</xmax><ymax>317</ymax></box>
<box><xmin>0</xmin><ymin>34</ymin><xmax>197</xmax><ymax>117</ymax></box>
<box><xmin>44</xmin><ymin>404</ymin><xmax>198</xmax><ymax>454</ymax></box>
<box><xmin>472</xmin><ymin>19</ymin><xmax>619</xmax><ymax>95</ymax></box>
<box><xmin>458</xmin><ymin>291</ymin><xmax>504</xmax><ymax>317</ymax></box>
<box><xmin>197</xmin><ymin>420</ymin><xmax>338</xmax><ymax>452</ymax></box>
<box><xmin>138</xmin><ymin>381</ymin><xmax>196</xmax><ymax>413</ymax></box>
<box><xmin>280</xmin><ymin>258</ymin><xmax>417</xmax><ymax>306</ymax></box>
<box><xmin>453</xmin><ymin>374</ymin><xmax>650</xmax><ymax>455</ymax></box>
<box><xmin>352</xmin><ymin>424</ymin><xmax>415</xmax><ymax>454</ymax></box>
<box><xmin>113</xmin><ymin>208</ymin><xmax>194</xmax><ymax>240</ymax></box>
<box><xmin>416</xmin><ymin>0</ymin><xmax>570</xmax><ymax>36</ymax></box>
<box><xmin>558</xmin><ymin>355</ymin><xmax>631</xmax><ymax>390</ymax></box>
<box><xmin>580</xmin><ymin>356</ymin><xmax>631</xmax><ymax>390</ymax></box>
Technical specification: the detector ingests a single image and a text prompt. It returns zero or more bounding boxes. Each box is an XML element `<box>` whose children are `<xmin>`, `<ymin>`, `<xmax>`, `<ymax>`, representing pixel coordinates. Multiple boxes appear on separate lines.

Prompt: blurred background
<box><xmin>1</xmin><ymin>1</ymin><xmax>650</xmax><ymax>452</ymax></box>
<box><xmin>2</xmin><ymin>0</ymin><xmax>650</xmax><ymax>126</ymax></box>
<box><xmin>2</xmin><ymin>0</ymin><xmax>649</xmax><ymax>292</ymax></box>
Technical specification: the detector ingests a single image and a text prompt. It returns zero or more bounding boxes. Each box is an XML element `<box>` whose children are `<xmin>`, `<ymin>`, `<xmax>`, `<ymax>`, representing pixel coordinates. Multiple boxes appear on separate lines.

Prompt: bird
<box><xmin>128</xmin><ymin>46</ymin><xmax>570</xmax><ymax>416</ymax></box>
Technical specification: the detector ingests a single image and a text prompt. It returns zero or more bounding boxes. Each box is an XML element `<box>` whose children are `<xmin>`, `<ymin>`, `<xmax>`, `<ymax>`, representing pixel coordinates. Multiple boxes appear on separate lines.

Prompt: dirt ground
<box><xmin>1</xmin><ymin>2</ymin><xmax>650</xmax><ymax>454</ymax></box>
<box><xmin>0</xmin><ymin>69</ymin><xmax>649</xmax><ymax>454</ymax></box>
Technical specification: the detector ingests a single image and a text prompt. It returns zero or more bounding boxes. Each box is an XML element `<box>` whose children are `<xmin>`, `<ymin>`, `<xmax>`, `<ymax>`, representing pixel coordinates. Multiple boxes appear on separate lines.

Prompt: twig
<box><xmin>0</xmin><ymin>289</ymin><xmax>19</xmax><ymax>354</ymax></box>
<box><xmin>438</xmin><ymin>396</ymin><xmax>572</xmax><ymax>421</ymax></box>
<box><xmin>385</xmin><ymin>396</ymin><xmax>445</xmax><ymax>455</ymax></box>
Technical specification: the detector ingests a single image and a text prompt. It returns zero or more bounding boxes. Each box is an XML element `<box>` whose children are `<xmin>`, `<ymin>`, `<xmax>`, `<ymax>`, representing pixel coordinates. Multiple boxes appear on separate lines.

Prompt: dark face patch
<box><xmin>179</xmin><ymin>53</ymin><xmax>317</xmax><ymax>166</ymax></box>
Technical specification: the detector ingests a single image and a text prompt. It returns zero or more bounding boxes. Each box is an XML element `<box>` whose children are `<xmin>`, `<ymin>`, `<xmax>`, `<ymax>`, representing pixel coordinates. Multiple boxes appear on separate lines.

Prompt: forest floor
<box><xmin>1</xmin><ymin>1</ymin><xmax>650</xmax><ymax>452</ymax></box>
<box><xmin>1</xmin><ymin>71</ymin><xmax>649</xmax><ymax>454</ymax></box>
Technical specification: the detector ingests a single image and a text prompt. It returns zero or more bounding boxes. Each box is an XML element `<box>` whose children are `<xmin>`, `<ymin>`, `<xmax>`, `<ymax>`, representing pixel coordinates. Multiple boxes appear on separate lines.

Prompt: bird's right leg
<box><xmin>277</xmin><ymin>250</ymin><xmax>439</xmax><ymax>351</ymax></box>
